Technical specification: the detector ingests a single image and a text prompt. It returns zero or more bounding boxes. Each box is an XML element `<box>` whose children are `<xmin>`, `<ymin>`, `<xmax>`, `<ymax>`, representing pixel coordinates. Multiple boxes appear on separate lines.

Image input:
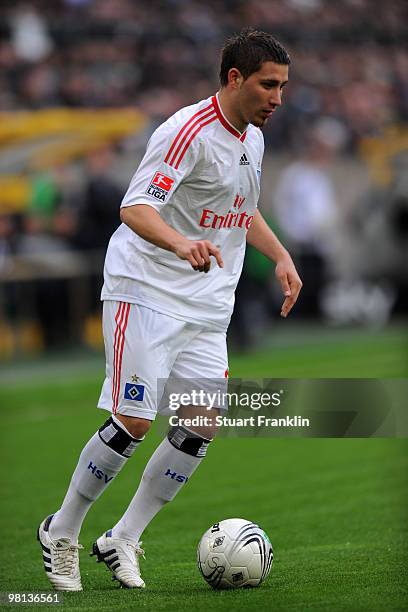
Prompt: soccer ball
<box><xmin>197</xmin><ymin>518</ymin><xmax>273</xmax><ymax>589</ymax></box>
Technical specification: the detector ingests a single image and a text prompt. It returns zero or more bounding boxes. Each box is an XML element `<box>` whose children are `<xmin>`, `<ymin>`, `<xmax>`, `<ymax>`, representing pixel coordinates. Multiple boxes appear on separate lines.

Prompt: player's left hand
<box><xmin>275</xmin><ymin>254</ymin><xmax>303</xmax><ymax>318</ymax></box>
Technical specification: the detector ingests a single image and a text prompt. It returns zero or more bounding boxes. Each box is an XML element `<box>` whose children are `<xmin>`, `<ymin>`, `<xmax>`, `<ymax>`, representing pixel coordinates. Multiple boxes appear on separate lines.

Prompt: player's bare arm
<box><xmin>120</xmin><ymin>204</ymin><xmax>224</xmax><ymax>273</ymax></box>
<box><xmin>246</xmin><ymin>209</ymin><xmax>302</xmax><ymax>317</ymax></box>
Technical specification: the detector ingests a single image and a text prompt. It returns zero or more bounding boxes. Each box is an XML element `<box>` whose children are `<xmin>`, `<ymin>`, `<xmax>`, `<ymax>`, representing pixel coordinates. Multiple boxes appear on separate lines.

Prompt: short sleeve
<box><xmin>257</xmin><ymin>128</ymin><xmax>265</xmax><ymax>164</ymax></box>
<box><xmin>121</xmin><ymin>121</ymin><xmax>200</xmax><ymax>211</ymax></box>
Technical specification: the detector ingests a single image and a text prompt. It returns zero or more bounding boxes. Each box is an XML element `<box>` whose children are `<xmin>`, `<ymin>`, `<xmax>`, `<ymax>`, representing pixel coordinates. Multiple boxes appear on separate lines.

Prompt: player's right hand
<box><xmin>174</xmin><ymin>239</ymin><xmax>224</xmax><ymax>272</ymax></box>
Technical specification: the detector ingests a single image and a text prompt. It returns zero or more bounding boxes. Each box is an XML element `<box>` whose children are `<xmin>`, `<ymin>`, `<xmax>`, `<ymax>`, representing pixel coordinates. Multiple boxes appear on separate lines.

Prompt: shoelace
<box><xmin>128</xmin><ymin>542</ymin><xmax>146</xmax><ymax>565</ymax></box>
<box><xmin>53</xmin><ymin>541</ymin><xmax>84</xmax><ymax>575</ymax></box>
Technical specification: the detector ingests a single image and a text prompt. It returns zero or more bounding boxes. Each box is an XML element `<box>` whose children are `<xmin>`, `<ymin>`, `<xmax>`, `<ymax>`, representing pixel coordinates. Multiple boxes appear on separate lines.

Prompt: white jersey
<box><xmin>101</xmin><ymin>93</ymin><xmax>264</xmax><ymax>331</ymax></box>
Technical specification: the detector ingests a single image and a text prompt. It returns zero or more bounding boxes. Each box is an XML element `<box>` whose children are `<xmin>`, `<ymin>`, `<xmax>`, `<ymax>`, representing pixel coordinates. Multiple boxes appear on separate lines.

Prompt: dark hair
<box><xmin>219</xmin><ymin>27</ymin><xmax>291</xmax><ymax>86</ymax></box>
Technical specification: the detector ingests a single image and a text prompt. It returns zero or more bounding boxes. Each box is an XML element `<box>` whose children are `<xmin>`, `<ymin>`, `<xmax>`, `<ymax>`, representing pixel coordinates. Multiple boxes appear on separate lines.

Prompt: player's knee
<box><xmin>114</xmin><ymin>414</ymin><xmax>152</xmax><ymax>439</ymax></box>
<box><xmin>190</xmin><ymin>422</ymin><xmax>218</xmax><ymax>440</ymax></box>
<box><xmin>97</xmin><ymin>415</ymin><xmax>150</xmax><ymax>457</ymax></box>
<box><xmin>177</xmin><ymin>405</ymin><xmax>219</xmax><ymax>440</ymax></box>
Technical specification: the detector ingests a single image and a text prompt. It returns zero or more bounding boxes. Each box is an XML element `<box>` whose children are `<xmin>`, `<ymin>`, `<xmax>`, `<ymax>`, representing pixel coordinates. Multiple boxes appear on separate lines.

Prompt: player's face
<box><xmin>237</xmin><ymin>61</ymin><xmax>289</xmax><ymax>128</ymax></box>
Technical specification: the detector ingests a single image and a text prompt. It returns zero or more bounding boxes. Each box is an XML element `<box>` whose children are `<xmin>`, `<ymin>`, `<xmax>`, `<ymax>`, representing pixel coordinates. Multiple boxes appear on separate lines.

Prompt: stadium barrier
<box><xmin>0</xmin><ymin>248</ymin><xmax>105</xmax><ymax>359</ymax></box>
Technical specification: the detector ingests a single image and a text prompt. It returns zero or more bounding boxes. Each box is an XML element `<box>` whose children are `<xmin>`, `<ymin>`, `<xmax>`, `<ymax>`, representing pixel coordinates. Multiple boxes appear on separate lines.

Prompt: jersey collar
<box><xmin>212</xmin><ymin>93</ymin><xmax>247</xmax><ymax>142</ymax></box>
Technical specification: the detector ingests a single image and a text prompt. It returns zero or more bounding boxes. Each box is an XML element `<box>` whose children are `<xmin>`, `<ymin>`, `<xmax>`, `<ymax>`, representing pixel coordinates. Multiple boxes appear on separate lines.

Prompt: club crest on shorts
<box><xmin>124</xmin><ymin>382</ymin><xmax>145</xmax><ymax>401</ymax></box>
<box><xmin>146</xmin><ymin>171</ymin><xmax>175</xmax><ymax>202</ymax></box>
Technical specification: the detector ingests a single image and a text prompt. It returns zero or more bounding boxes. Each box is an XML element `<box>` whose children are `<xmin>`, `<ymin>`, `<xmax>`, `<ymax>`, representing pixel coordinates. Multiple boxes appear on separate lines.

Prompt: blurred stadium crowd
<box><xmin>0</xmin><ymin>0</ymin><xmax>407</xmax><ymax>355</ymax></box>
<box><xmin>1</xmin><ymin>0</ymin><xmax>407</xmax><ymax>147</ymax></box>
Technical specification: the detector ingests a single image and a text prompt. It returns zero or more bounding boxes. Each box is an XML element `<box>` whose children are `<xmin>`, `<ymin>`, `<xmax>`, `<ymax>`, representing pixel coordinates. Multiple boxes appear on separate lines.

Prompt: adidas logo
<box><xmin>239</xmin><ymin>153</ymin><xmax>250</xmax><ymax>166</ymax></box>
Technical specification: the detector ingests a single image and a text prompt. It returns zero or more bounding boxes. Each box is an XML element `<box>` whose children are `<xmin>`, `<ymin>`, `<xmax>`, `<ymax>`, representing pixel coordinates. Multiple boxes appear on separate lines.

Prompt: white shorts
<box><xmin>97</xmin><ymin>301</ymin><xmax>229</xmax><ymax>421</ymax></box>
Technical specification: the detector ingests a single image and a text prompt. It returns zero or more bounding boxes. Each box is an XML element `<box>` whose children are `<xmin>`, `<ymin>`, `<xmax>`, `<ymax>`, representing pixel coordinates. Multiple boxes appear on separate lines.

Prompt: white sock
<box><xmin>50</xmin><ymin>419</ymin><xmax>142</xmax><ymax>543</ymax></box>
<box><xmin>48</xmin><ymin>481</ymin><xmax>93</xmax><ymax>544</ymax></box>
<box><xmin>112</xmin><ymin>435</ymin><xmax>206</xmax><ymax>543</ymax></box>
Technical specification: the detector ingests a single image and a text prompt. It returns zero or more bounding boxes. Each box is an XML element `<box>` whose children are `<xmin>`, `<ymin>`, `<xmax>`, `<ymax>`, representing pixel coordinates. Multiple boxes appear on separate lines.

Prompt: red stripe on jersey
<box><xmin>112</xmin><ymin>302</ymin><xmax>130</xmax><ymax>415</ymax></box>
<box><xmin>212</xmin><ymin>95</ymin><xmax>247</xmax><ymax>142</ymax></box>
<box><xmin>169</xmin><ymin>108</ymin><xmax>217</xmax><ymax>168</ymax></box>
<box><xmin>164</xmin><ymin>102</ymin><xmax>214</xmax><ymax>166</ymax></box>
<box><xmin>174</xmin><ymin>115</ymin><xmax>217</xmax><ymax>170</ymax></box>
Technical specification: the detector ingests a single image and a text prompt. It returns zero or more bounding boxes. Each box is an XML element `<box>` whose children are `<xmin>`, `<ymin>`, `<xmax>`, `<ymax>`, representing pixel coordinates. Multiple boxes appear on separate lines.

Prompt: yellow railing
<box><xmin>359</xmin><ymin>125</ymin><xmax>408</xmax><ymax>186</ymax></box>
<box><xmin>0</xmin><ymin>107</ymin><xmax>148</xmax><ymax>212</ymax></box>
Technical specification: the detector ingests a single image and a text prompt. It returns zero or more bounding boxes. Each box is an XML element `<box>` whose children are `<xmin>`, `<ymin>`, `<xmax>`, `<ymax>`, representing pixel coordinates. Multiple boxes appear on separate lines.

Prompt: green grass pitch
<box><xmin>0</xmin><ymin>324</ymin><xmax>407</xmax><ymax>611</ymax></box>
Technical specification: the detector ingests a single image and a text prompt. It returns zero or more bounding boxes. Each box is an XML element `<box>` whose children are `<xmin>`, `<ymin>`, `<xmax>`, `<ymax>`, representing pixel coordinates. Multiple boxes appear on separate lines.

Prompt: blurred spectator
<box><xmin>0</xmin><ymin>215</ymin><xmax>15</xmax><ymax>272</ymax></box>
<box><xmin>10</xmin><ymin>4</ymin><xmax>53</xmax><ymax>63</ymax></box>
<box><xmin>340</xmin><ymin>152</ymin><xmax>408</xmax><ymax>317</ymax></box>
<box><xmin>273</xmin><ymin>122</ymin><xmax>340</xmax><ymax>315</ymax></box>
<box><xmin>0</xmin><ymin>215</ymin><xmax>19</xmax><ymax>353</ymax></box>
<box><xmin>75</xmin><ymin>146</ymin><xmax>122</xmax><ymax>252</ymax></box>
<box><xmin>74</xmin><ymin>145</ymin><xmax>122</xmax><ymax>309</ymax></box>
<box><xmin>0</xmin><ymin>0</ymin><xmax>405</xmax><ymax>147</ymax></box>
<box><xmin>14</xmin><ymin>186</ymin><xmax>84</xmax><ymax>348</ymax></box>
<box><xmin>0</xmin><ymin>0</ymin><xmax>407</xmax><ymax>354</ymax></box>
<box><xmin>230</xmin><ymin>240</ymin><xmax>275</xmax><ymax>350</ymax></box>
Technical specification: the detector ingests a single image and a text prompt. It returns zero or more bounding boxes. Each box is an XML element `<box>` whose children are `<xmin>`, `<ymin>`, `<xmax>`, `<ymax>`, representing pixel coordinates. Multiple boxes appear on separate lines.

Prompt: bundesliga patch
<box><xmin>124</xmin><ymin>383</ymin><xmax>145</xmax><ymax>402</ymax></box>
<box><xmin>146</xmin><ymin>171</ymin><xmax>175</xmax><ymax>203</ymax></box>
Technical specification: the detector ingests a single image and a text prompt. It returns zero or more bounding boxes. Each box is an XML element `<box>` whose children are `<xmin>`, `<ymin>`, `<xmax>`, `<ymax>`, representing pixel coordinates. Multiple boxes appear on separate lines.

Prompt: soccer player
<box><xmin>38</xmin><ymin>27</ymin><xmax>302</xmax><ymax>591</ymax></box>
